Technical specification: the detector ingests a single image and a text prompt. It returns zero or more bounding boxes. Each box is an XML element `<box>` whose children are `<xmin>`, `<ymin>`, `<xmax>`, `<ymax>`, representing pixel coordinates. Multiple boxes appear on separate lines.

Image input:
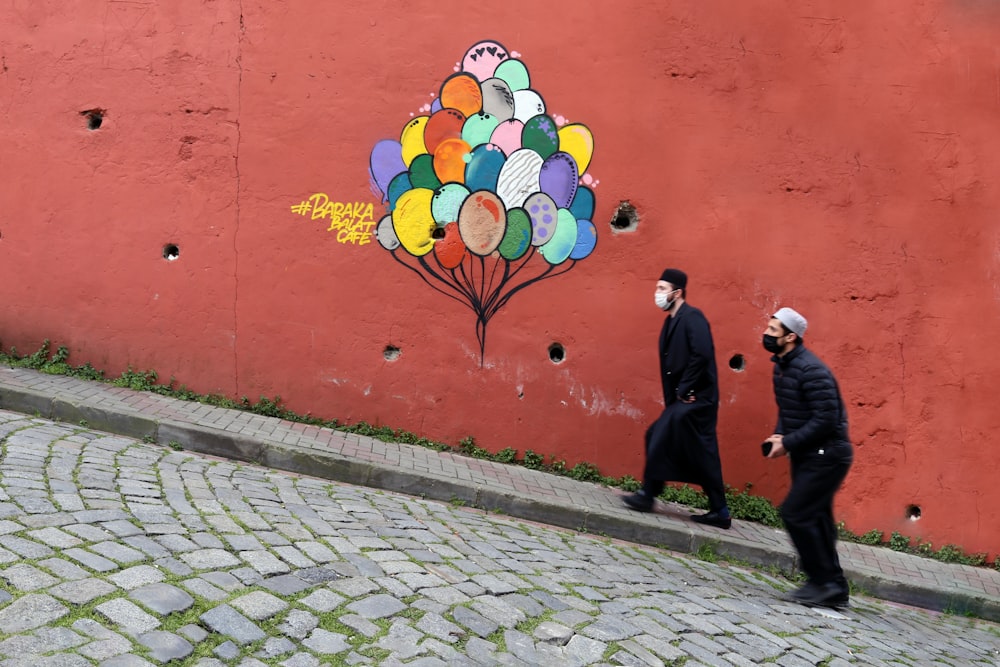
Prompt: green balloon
<box><xmin>409</xmin><ymin>154</ymin><xmax>441</xmax><ymax>190</ymax></box>
<box><xmin>499</xmin><ymin>208</ymin><xmax>532</xmax><ymax>260</ymax></box>
<box><xmin>539</xmin><ymin>208</ymin><xmax>578</xmax><ymax>265</ymax></box>
<box><xmin>521</xmin><ymin>115</ymin><xmax>559</xmax><ymax>160</ymax></box>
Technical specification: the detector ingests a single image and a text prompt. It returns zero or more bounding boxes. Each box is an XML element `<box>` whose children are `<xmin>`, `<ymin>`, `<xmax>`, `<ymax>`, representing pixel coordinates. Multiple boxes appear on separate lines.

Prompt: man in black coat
<box><xmin>623</xmin><ymin>269</ymin><xmax>731</xmax><ymax>529</ymax></box>
<box><xmin>762</xmin><ymin>307</ymin><xmax>853</xmax><ymax>609</ymax></box>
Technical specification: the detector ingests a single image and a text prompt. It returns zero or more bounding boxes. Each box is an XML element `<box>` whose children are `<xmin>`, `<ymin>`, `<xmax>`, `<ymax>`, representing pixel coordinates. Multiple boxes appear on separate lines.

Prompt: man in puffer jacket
<box><xmin>761</xmin><ymin>307</ymin><xmax>853</xmax><ymax>609</ymax></box>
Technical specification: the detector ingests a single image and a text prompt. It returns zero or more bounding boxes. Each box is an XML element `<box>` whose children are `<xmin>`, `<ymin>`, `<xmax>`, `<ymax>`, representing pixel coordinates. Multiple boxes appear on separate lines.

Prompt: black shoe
<box><xmin>690</xmin><ymin>510</ymin><xmax>731</xmax><ymax>529</ymax></box>
<box><xmin>798</xmin><ymin>582</ymin><xmax>850</xmax><ymax>609</ymax></box>
<box><xmin>623</xmin><ymin>491</ymin><xmax>654</xmax><ymax>512</ymax></box>
<box><xmin>785</xmin><ymin>581</ymin><xmax>823</xmax><ymax>602</ymax></box>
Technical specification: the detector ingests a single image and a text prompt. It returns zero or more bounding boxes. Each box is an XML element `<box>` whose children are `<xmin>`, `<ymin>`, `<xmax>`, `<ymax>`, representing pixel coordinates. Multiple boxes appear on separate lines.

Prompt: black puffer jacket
<box><xmin>772</xmin><ymin>345</ymin><xmax>850</xmax><ymax>456</ymax></box>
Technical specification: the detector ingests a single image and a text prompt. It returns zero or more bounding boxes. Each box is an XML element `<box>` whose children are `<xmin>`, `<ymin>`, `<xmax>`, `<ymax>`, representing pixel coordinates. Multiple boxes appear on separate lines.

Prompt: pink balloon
<box><xmin>490</xmin><ymin>120</ymin><xmax>524</xmax><ymax>157</ymax></box>
<box><xmin>462</xmin><ymin>41</ymin><xmax>510</xmax><ymax>82</ymax></box>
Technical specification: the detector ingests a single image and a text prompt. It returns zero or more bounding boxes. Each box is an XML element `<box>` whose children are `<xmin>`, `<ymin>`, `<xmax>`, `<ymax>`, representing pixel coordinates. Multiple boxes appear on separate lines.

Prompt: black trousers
<box><xmin>780</xmin><ymin>449</ymin><xmax>852</xmax><ymax>587</ymax></box>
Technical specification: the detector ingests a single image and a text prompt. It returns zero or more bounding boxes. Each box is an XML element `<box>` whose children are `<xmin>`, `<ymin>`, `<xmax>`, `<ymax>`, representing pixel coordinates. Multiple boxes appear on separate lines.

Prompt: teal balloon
<box><xmin>521</xmin><ymin>115</ymin><xmax>559</xmax><ymax>159</ymax></box>
<box><xmin>494</xmin><ymin>59</ymin><xmax>530</xmax><ymax>92</ymax></box>
<box><xmin>465</xmin><ymin>144</ymin><xmax>507</xmax><ymax>193</ymax></box>
<box><xmin>462</xmin><ymin>112</ymin><xmax>501</xmax><ymax>148</ymax></box>
<box><xmin>539</xmin><ymin>208</ymin><xmax>578</xmax><ymax>265</ymax></box>
<box><xmin>409</xmin><ymin>153</ymin><xmax>441</xmax><ymax>190</ymax></box>
<box><xmin>569</xmin><ymin>219</ymin><xmax>597</xmax><ymax>260</ymax></box>
<box><xmin>432</xmin><ymin>183</ymin><xmax>471</xmax><ymax>224</ymax></box>
<box><xmin>499</xmin><ymin>208</ymin><xmax>532</xmax><ymax>260</ymax></box>
<box><xmin>387</xmin><ymin>172</ymin><xmax>412</xmax><ymax>211</ymax></box>
<box><xmin>569</xmin><ymin>185</ymin><xmax>595</xmax><ymax>222</ymax></box>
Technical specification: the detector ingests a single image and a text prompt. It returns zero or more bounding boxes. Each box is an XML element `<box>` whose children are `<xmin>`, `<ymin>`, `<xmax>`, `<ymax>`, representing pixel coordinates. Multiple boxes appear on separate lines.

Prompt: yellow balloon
<box><xmin>557</xmin><ymin>124</ymin><xmax>594</xmax><ymax>175</ymax></box>
<box><xmin>400</xmin><ymin>116</ymin><xmax>429</xmax><ymax>167</ymax></box>
<box><xmin>392</xmin><ymin>188</ymin><xmax>436</xmax><ymax>256</ymax></box>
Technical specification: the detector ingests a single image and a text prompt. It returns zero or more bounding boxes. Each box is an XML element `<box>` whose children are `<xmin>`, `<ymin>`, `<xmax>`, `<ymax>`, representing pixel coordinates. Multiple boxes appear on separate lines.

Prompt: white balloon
<box><xmin>512</xmin><ymin>89</ymin><xmax>546</xmax><ymax>123</ymax></box>
<box><xmin>376</xmin><ymin>215</ymin><xmax>400</xmax><ymax>251</ymax></box>
<box><xmin>496</xmin><ymin>149</ymin><xmax>543</xmax><ymax>210</ymax></box>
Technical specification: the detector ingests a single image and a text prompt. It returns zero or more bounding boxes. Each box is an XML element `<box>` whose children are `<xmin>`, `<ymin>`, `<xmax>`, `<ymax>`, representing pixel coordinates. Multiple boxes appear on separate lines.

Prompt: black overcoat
<box><xmin>644</xmin><ymin>302</ymin><xmax>723</xmax><ymax>484</ymax></box>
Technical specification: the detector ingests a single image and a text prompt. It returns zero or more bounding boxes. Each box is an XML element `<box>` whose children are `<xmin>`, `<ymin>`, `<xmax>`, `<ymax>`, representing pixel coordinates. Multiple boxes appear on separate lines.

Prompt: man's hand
<box><xmin>764</xmin><ymin>434</ymin><xmax>786</xmax><ymax>458</ymax></box>
<box><xmin>681</xmin><ymin>394</ymin><xmax>696</xmax><ymax>404</ymax></box>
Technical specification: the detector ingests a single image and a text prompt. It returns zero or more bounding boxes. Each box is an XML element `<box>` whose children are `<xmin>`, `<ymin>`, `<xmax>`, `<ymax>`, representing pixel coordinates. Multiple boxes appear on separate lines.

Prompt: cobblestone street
<box><xmin>0</xmin><ymin>412</ymin><xmax>998</xmax><ymax>666</ymax></box>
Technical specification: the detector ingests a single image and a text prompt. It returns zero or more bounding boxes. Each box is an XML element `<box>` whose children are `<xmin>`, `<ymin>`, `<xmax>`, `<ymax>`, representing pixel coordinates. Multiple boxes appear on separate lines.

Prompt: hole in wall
<box><xmin>384</xmin><ymin>345</ymin><xmax>401</xmax><ymax>361</ymax></box>
<box><xmin>728</xmin><ymin>354</ymin><xmax>745</xmax><ymax>372</ymax></box>
<box><xmin>548</xmin><ymin>342</ymin><xmax>565</xmax><ymax>364</ymax></box>
<box><xmin>431</xmin><ymin>227</ymin><xmax>446</xmax><ymax>240</ymax></box>
<box><xmin>163</xmin><ymin>244</ymin><xmax>180</xmax><ymax>261</ymax></box>
<box><xmin>610</xmin><ymin>200</ymin><xmax>639</xmax><ymax>232</ymax></box>
<box><xmin>905</xmin><ymin>505</ymin><xmax>921</xmax><ymax>521</ymax></box>
<box><xmin>80</xmin><ymin>108</ymin><xmax>105</xmax><ymax>130</ymax></box>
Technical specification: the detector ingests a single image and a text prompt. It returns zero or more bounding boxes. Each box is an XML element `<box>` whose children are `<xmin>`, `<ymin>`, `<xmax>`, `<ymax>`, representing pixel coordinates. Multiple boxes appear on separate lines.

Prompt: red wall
<box><xmin>3</xmin><ymin>1</ymin><xmax>1000</xmax><ymax>558</ymax></box>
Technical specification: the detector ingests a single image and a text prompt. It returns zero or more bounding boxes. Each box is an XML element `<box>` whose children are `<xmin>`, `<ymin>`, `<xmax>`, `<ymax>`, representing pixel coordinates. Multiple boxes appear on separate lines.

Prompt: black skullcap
<box><xmin>659</xmin><ymin>268</ymin><xmax>687</xmax><ymax>289</ymax></box>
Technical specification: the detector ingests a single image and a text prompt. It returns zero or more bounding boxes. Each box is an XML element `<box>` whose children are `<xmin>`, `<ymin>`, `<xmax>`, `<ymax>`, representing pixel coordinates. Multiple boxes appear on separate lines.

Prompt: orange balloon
<box><xmin>440</xmin><ymin>73</ymin><xmax>483</xmax><ymax>117</ymax></box>
<box><xmin>433</xmin><ymin>138</ymin><xmax>470</xmax><ymax>185</ymax></box>
<box><xmin>424</xmin><ymin>108</ymin><xmax>466</xmax><ymax>155</ymax></box>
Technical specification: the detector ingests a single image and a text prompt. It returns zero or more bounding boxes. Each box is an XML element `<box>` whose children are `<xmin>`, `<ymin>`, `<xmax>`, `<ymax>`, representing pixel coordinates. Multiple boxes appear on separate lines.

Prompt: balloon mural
<box><xmin>370</xmin><ymin>40</ymin><xmax>597</xmax><ymax>364</ymax></box>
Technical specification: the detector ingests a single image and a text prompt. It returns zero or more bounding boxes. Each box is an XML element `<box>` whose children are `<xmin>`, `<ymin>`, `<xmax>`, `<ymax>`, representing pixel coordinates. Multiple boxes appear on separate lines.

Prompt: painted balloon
<box><xmin>376</xmin><ymin>215</ymin><xmax>400</xmax><ymax>251</ymax></box>
<box><xmin>557</xmin><ymin>123</ymin><xmax>594</xmax><ymax>175</ymax></box>
<box><xmin>490</xmin><ymin>119</ymin><xmax>523</xmax><ymax>156</ymax></box>
<box><xmin>458</xmin><ymin>191</ymin><xmax>507</xmax><ymax>256</ymax></box>
<box><xmin>523</xmin><ymin>192</ymin><xmax>558</xmax><ymax>247</ymax></box>
<box><xmin>538</xmin><ymin>208</ymin><xmax>578</xmax><ymax>265</ymax></box>
<box><xmin>400</xmin><ymin>116</ymin><xmax>429</xmax><ymax>167</ymax></box>
<box><xmin>424</xmin><ymin>108</ymin><xmax>466</xmax><ymax>155</ymax></box>
<box><xmin>432</xmin><ymin>137</ymin><xmax>470</xmax><ymax>185</ymax></box>
<box><xmin>461</xmin><ymin>40</ymin><xmax>510</xmax><ymax>82</ymax></box>
<box><xmin>522</xmin><ymin>115</ymin><xmax>560</xmax><ymax>160</ymax></box>
<box><xmin>494</xmin><ymin>59</ymin><xmax>530</xmax><ymax>92</ymax></box>
<box><xmin>512</xmin><ymin>89</ymin><xmax>545</xmax><ymax>123</ymax></box>
<box><xmin>387</xmin><ymin>172</ymin><xmax>412</xmax><ymax>212</ymax></box>
<box><xmin>432</xmin><ymin>183</ymin><xmax>471</xmax><ymax>225</ymax></box>
<box><xmin>568</xmin><ymin>185</ymin><xmax>595</xmax><ymax>222</ymax></box>
<box><xmin>392</xmin><ymin>188</ymin><xmax>436</xmax><ymax>257</ymax></box>
<box><xmin>538</xmin><ymin>152</ymin><xmax>579</xmax><ymax>209</ymax></box>
<box><xmin>409</xmin><ymin>153</ymin><xmax>441</xmax><ymax>190</ymax></box>
<box><xmin>464</xmin><ymin>144</ymin><xmax>506</xmax><ymax>193</ymax></box>
<box><xmin>434</xmin><ymin>222</ymin><xmax>466</xmax><ymax>269</ymax></box>
<box><xmin>480</xmin><ymin>78</ymin><xmax>515</xmax><ymax>121</ymax></box>
<box><xmin>569</xmin><ymin>219</ymin><xmax>597</xmax><ymax>260</ymax></box>
<box><xmin>496</xmin><ymin>148</ymin><xmax>543</xmax><ymax>210</ymax></box>
<box><xmin>462</xmin><ymin>112</ymin><xmax>501</xmax><ymax>148</ymax></box>
<box><xmin>369</xmin><ymin>140</ymin><xmax>406</xmax><ymax>200</ymax></box>
<box><xmin>440</xmin><ymin>73</ymin><xmax>483</xmax><ymax>117</ymax></box>
<box><xmin>498</xmin><ymin>208</ymin><xmax>532</xmax><ymax>260</ymax></box>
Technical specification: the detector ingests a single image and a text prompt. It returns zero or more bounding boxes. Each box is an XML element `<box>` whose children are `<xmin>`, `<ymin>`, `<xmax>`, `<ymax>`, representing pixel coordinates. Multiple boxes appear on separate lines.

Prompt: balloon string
<box><xmin>390</xmin><ymin>252</ymin><xmax>474</xmax><ymax>311</ymax></box>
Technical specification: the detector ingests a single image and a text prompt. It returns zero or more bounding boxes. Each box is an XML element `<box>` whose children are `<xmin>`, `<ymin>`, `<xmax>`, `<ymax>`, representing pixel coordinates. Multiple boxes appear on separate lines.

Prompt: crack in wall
<box><xmin>233</xmin><ymin>2</ymin><xmax>245</xmax><ymax>395</ymax></box>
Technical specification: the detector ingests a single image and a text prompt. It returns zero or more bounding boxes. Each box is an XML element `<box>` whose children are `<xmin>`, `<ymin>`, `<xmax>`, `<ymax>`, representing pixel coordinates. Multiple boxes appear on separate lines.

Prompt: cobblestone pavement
<box><xmin>0</xmin><ymin>413</ymin><xmax>999</xmax><ymax>666</ymax></box>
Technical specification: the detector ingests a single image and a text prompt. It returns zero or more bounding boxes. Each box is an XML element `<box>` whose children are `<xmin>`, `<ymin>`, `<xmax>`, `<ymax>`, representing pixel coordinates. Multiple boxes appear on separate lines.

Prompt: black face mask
<box><xmin>762</xmin><ymin>334</ymin><xmax>783</xmax><ymax>354</ymax></box>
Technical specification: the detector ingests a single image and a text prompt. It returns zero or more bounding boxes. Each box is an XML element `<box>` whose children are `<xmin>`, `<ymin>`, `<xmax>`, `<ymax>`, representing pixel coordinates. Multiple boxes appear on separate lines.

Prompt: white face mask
<box><xmin>654</xmin><ymin>290</ymin><xmax>676</xmax><ymax>311</ymax></box>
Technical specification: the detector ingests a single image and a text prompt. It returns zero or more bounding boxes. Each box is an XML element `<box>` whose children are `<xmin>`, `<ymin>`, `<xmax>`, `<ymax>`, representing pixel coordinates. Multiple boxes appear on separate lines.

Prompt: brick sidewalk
<box><xmin>1</xmin><ymin>365</ymin><xmax>998</xmax><ymax>621</ymax></box>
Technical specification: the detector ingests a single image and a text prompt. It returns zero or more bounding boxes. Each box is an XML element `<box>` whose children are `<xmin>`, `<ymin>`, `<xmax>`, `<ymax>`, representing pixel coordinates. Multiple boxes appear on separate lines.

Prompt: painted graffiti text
<box><xmin>291</xmin><ymin>194</ymin><xmax>376</xmax><ymax>245</ymax></box>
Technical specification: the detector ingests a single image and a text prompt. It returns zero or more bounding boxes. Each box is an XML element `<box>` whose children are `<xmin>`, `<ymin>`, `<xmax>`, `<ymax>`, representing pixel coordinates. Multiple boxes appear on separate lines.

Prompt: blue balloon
<box><xmin>569</xmin><ymin>219</ymin><xmax>597</xmax><ymax>260</ymax></box>
<box><xmin>568</xmin><ymin>185</ymin><xmax>595</xmax><ymax>222</ymax></box>
<box><xmin>465</xmin><ymin>144</ymin><xmax>507</xmax><ymax>193</ymax></box>
<box><xmin>387</xmin><ymin>172</ymin><xmax>413</xmax><ymax>211</ymax></box>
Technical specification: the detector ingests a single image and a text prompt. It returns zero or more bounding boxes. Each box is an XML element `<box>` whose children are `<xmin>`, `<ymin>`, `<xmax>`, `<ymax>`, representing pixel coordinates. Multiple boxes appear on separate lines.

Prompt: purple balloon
<box><xmin>369</xmin><ymin>140</ymin><xmax>407</xmax><ymax>200</ymax></box>
<box><xmin>538</xmin><ymin>152</ymin><xmax>578</xmax><ymax>209</ymax></box>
